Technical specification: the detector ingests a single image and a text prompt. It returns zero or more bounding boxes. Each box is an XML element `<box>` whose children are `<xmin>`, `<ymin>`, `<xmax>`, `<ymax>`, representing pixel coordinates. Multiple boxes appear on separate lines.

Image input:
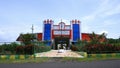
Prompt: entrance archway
<box><xmin>54</xmin><ymin>37</ymin><xmax>70</xmax><ymax>50</ymax></box>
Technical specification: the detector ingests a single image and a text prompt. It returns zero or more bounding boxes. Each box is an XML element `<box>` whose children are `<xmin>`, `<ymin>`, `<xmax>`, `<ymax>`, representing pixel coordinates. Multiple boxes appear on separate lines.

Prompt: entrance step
<box><xmin>36</xmin><ymin>50</ymin><xmax>84</xmax><ymax>58</ymax></box>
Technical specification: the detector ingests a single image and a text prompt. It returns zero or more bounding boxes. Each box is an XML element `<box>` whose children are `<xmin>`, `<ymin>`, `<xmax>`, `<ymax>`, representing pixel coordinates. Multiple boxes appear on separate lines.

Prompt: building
<box><xmin>16</xmin><ymin>19</ymin><xmax>105</xmax><ymax>50</ymax></box>
<box><xmin>42</xmin><ymin>19</ymin><xmax>81</xmax><ymax>49</ymax></box>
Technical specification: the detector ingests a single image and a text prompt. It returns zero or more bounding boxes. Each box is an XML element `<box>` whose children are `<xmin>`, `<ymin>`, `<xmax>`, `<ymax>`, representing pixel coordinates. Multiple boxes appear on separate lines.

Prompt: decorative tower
<box><xmin>43</xmin><ymin>19</ymin><xmax>53</xmax><ymax>45</ymax></box>
<box><xmin>71</xmin><ymin>19</ymin><xmax>81</xmax><ymax>42</ymax></box>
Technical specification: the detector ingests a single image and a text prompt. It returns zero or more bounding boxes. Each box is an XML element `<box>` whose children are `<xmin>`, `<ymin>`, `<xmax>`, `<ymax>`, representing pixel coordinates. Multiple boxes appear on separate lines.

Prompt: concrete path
<box><xmin>35</xmin><ymin>50</ymin><xmax>83</xmax><ymax>58</ymax></box>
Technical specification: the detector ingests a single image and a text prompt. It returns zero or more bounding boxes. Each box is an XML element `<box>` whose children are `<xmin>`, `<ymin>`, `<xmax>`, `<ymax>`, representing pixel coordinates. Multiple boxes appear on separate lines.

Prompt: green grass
<box><xmin>61</xmin><ymin>57</ymin><xmax>120</xmax><ymax>62</ymax></box>
<box><xmin>0</xmin><ymin>57</ymin><xmax>120</xmax><ymax>64</ymax></box>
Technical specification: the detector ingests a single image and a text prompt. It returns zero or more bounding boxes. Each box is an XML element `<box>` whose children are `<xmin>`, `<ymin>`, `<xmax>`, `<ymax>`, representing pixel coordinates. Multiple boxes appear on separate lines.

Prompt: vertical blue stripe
<box><xmin>44</xmin><ymin>24</ymin><xmax>51</xmax><ymax>41</ymax></box>
<box><xmin>73</xmin><ymin>24</ymin><xmax>80</xmax><ymax>41</ymax></box>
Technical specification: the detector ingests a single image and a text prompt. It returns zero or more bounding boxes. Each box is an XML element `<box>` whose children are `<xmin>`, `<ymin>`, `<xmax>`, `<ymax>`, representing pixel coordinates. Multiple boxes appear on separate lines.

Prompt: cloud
<box><xmin>81</xmin><ymin>15</ymin><xmax>95</xmax><ymax>21</ymax></box>
<box><xmin>53</xmin><ymin>19</ymin><xmax>70</xmax><ymax>25</ymax></box>
<box><xmin>81</xmin><ymin>0</ymin><xmax>109</xmax><ymax>21</ymax></box>
<box><xmin>0</xmin><ymin>30</ymin><xmax>5</xmax><ymax>35</ymax></box>
<box><xmin>98</xmin><ymin>30</ymin><xmax>108</xmax><ymax>34</ymax></box>
<box><xmin>97</xmin><ymin>30</ymin><xmax>108</xmax><ymax>38</ymax></box>
<box><xmin>103</xmin><ymin>20</ymin><xmax>117</xmax><ymax>26</ymax></box>
<box><xmin>81</xmin><ymin>0</ymin><xmax>120</xmax><ymax>21</ymax></box>
<box><xmin>98</xmin><ymin>0</ymin><xmax>120</xmax><ymax>17</ymax></box>
<box><xmin>34</xmin><ymin>25</ymin><xmax>42</xmax><ymax>33</ymax></box>
<box><xmin>61</xmin><ymin>19</ymin><xmax>70</xmax><ymax>25</ymax></box>
<box><xmin>107</xmin><ymin>32</ymin><xmax>120</xmax><ymax>39</ymax></box>
<box><xmin>0</xmin><ymin>24</ymin><xmax>30</xmax><ymax>42</ymax></box>
<box><xmin>81</xmin><ymin>24</ymin><xmax>91</xmax><ymax>33</ymax></box>
<box><xmin>104</xmin><ymin>4</ymin><xmax>120</xmax><ymax>16</ymax></box>
<box><xmin>0</xmin><ymin>30</ymin><xmax>13</xmax><ymax>42</ymax></box>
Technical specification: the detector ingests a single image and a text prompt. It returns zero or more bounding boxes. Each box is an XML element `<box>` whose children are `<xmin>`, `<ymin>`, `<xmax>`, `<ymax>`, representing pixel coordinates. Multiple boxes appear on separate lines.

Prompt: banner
<box><xmin>54</xmin><ymin>30</ymin><xmax>70</xmax><ymax>35</ymax></box>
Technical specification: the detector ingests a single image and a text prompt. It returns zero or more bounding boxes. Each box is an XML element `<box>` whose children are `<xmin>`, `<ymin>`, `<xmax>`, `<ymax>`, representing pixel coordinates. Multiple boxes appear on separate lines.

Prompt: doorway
<box><xmin>54</xmin><ymin>37</ymin><xmax>70</xmax><ymax>50</ymax></box>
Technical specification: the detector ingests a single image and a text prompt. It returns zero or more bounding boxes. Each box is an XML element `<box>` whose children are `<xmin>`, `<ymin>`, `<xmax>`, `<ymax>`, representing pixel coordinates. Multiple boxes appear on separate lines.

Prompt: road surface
<box><xmin>0</xmin><ymin>60</ymin><xmax>120</xmax><ymax>68</ymax></box>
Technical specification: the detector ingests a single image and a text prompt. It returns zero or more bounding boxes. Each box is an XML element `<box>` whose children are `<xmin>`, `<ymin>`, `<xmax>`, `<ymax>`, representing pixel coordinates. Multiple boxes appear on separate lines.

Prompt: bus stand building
<box><xmin>17</xmin><ymin>19</ymin><xmax>102</xmax><ymax>50</ymax></box>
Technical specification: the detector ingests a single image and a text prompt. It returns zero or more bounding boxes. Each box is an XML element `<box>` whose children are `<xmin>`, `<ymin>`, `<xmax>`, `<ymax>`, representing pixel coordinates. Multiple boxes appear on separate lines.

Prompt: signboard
<box><xmin>54</xmin><ymin>30</ymin><xmax>70</xmax><ymax>35</ymax></box>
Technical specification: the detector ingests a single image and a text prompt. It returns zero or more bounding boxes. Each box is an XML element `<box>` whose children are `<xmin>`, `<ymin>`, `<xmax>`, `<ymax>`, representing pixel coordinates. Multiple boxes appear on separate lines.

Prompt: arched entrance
<box><xmin>54</xmin><ymin>37</ymin><xmax>70</xmax><ymax>50</ymax></box>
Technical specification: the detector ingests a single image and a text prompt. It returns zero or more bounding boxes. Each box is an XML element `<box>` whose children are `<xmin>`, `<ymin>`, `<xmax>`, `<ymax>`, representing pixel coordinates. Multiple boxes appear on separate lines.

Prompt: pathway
<box><xmin>35</xmin><ymin>50</ymin><xmax>83</xmax><ymax>58</ymax></box>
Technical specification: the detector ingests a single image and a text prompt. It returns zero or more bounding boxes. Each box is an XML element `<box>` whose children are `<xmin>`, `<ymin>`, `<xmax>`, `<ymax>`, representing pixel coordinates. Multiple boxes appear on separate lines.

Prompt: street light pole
<box><xmin>31</xmin><ymin>24</ymin><xmax>34</xmax><ymax>35</ymax></box>
<box><xmin>31</xmin><ymin>24</ymin><xmax>35</xmax><ymax>59</ymax></box>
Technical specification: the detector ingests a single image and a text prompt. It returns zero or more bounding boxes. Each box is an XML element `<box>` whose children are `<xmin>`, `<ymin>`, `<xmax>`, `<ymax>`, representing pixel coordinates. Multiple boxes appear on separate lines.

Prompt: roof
<box><xmin>81</xmin><ymin>33</ymin><xmax>106</xmax><ymax>42</ymax></box>
<box><xmin>16</xmin><ymin>33</ymin><xmax>42</xmax><ymax>41</ymax></box>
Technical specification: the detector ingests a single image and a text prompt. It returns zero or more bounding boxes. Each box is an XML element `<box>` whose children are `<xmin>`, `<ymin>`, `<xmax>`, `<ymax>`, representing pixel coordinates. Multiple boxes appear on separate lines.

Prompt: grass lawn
<box><xmin>61</xmin><ymin>57</ymin><xmax>120</xmax><ymax>62</ymax></box>
<box><xmin>0</xmin><ymin>57</ymin><xmax>120</xmax><ymax>64</ymax></box>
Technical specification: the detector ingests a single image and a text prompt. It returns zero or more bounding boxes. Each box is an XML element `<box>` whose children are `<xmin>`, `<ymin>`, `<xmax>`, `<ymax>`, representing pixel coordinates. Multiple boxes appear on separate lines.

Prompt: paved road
<box><xmin>0</xmin><ymin>60</ymin><xmax>120</xmax><ymax>68</ymax></box>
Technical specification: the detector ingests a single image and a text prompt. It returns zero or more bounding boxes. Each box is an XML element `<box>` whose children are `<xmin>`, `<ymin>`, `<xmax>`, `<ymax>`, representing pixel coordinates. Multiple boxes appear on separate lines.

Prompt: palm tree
<box><xmin>89</xmin><ymin>32</ymin><xmax>106</xmax><ymax>44</ymax></box>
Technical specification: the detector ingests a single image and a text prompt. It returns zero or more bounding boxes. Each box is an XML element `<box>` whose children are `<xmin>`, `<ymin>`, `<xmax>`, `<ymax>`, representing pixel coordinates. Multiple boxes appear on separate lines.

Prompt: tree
<box><xmin>20</xmin><ymin>33</ymin><xmax>35</xmax><ymax>45</ymax></box>
<box><xmin>89</xmin><ymin>32</ymin><xmax>106</xmax><ymax>44</ymax></box>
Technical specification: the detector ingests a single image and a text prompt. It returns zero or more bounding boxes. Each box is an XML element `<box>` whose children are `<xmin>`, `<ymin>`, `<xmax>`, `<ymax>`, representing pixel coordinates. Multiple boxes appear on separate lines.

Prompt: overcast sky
<box><xmin>0</xmin><ymin>0</ymin><xmax>120</xmax><ymax>42</ymax></box>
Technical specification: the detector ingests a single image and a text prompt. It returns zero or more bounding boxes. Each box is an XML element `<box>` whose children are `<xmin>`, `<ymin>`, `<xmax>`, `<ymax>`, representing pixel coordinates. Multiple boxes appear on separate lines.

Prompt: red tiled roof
<box><xmin>81</xmin><ymin>33</ymin><xmax>106</xmax><ymax>42</ymax></box>
<box><xmin>16</xmin><ymin>33</ymin><xmax>105</xmax><ymax>42</ymax></box>
<box><xmin>81</xmin><ymin>33</ymin><xmax>91</xmax><ymax>42</ymax></box>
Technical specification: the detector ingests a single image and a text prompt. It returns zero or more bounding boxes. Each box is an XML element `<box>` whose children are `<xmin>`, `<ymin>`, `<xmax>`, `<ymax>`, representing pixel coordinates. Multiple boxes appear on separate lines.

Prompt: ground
<box><xmin>35</xmin><ymin>50</ymin><xmax>83</xmax><ymax>57</ymax></box>
<box><xmin>0</xmin><ymin>60</ymin><xmax>120</xmax><ymax>68</ymax></box>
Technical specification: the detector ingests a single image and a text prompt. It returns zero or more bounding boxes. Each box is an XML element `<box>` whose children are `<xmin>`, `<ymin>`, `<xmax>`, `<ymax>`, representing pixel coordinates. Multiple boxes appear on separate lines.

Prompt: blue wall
<box><xmin>44</xmin><ymin>24</ymin><xmax>51</xmax><ymax>41</ymax></box>
<box><xmin>72</xmin><ymin>24</ymin><xmax>80</xmax><ymax>41</ymax></box>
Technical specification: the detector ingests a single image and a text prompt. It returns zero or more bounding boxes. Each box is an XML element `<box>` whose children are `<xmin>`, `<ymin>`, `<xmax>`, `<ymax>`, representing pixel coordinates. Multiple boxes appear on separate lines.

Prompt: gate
<box><xmin>54</xmin><ymin>37</ymin><xmax>69</xmax><ymax>50</ymax></box>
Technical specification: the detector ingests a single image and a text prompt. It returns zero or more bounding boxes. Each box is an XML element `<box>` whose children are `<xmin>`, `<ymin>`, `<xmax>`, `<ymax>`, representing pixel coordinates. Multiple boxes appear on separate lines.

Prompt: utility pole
<box><xmin>31</xmin><ymin>24</ymin><xmax>34</xmax><ymax>35</ymax></box>
<box><xmin>31</xmin><ymin>24</ymin><xmax>34</xmax><ymax>42</ymax></box>
<box><xmin>31</xmin><ymin>24</ymin><xmax>35</xmax><ymax>59</ymax></box>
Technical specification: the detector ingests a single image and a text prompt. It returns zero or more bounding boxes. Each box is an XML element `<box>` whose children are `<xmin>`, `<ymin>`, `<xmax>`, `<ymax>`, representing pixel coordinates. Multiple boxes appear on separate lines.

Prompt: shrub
<box><xmin>34</xmin><ymin>42</ymin><xmax>51</xmax><ymax>53</ymax></box>
<box><xmin>84</xmin><ymin>44</ymin><xmax>120</xmax><ymax>54</ymax></box>
<box><xmin>0</xmin><ymin>41</ymin><xmax>52</xmax><ymax>55</ymax></box>
<box><xmin>36</xmin><ymin>45</ymin><xmax>51</xmax><ymax>53</ymax></box>
<box><xmin>24</xmin><ymin>44</ymin><xmax>34</xmax><ymax>55</ymax></box>
<box><xmin>16</xmin><ymin>46</ymin><xmax>24</xmax><ymax>54</ymax></box>
<box><xmin>9</xmin><ymin>42</ymin><xmax>19</xmax><ymax>54</ymax></box>
<box><xmin>0</xmin><ymin>42</ymin><xmax>20</xmax><ymax>55</ymax></box>
<box><xmin>0</xmin><ymin>46</ymin><xmax>4</xmax><ymax>54</ymax></box>
<box><xmin>71</xmin><ymin>40</ymin><xmax>87</xmax><ymax>52</ymax></box>
<box><xmin>71</xmin><ymin>45</ymin><xmax>78</xmax><ymax>51</ymax></box>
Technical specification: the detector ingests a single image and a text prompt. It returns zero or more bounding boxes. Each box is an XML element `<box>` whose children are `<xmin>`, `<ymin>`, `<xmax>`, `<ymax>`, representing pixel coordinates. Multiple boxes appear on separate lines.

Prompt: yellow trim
<box><xmin>1</xmin><ymin>55</ymin><xmax>6</xmax><ymax>60</ymax></box>
<box><xmin>10</xmin><ymin>55</ymin><xmax>15</xmax><ymax>60</ymax></box>
<box><xmin>29</xmin><ymin>55</ymin><xmax>34</xmax><ymax>59</ymax></box>
<box><xmin>111</xmin><ymin>53</ymin><xmax>116</xmax><ymax>57</ymax></box>
<box><xmin>84</xmin><ymin>52</ymin><xmax>87</xmax><ymax>58</ymax></box>
<box><xmin>101</xmin><ymin>54</ymin><xmax>106</xmax><ymax>58</ymax></box>
<box><xmin>20</xmin><ymin>55</ymin><xmax>25</xmax><ymax>60</ymax></box>
<box><xmin>91</xmin><ymin>54</ymin><xmax>96</xmax><ymax>57</ymax></box>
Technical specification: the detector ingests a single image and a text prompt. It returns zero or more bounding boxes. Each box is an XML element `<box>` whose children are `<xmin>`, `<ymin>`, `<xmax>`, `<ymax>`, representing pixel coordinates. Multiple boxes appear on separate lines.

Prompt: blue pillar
<box><xmin>72</xmin><ymin>20</ymin><xmax>81</xmax><ymax>42</ymax></box>
<box><xmin>43</xmin><ymin>19</ymin><xmax>53</xmax><ymax>46</ymax></box>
